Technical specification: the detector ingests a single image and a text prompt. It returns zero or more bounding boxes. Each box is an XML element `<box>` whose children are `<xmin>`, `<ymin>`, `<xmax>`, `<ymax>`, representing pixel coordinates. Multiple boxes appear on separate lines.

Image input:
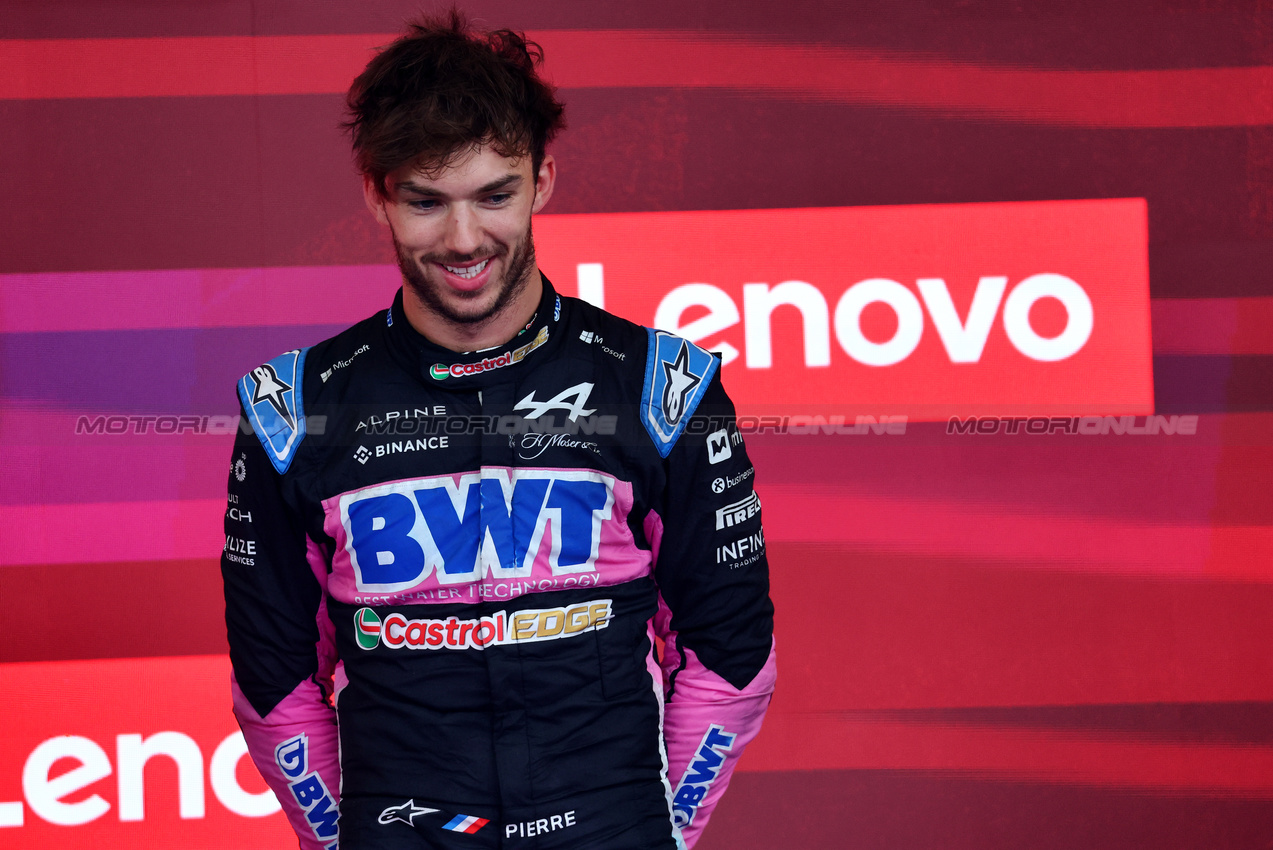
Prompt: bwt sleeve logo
<box><xmin>671</xmin><ymin>725</ymin><xmax>736</xmax><ymax>829</ymax></box>
<box><xmin>273</xmin><ymin>734</ymin><xmax>338</xmax><ymax>848</ymax></box>
<box><xmin>337</xmin><ymin>469</ymin><xmax>617</xmax><ymax>593</ymax></box>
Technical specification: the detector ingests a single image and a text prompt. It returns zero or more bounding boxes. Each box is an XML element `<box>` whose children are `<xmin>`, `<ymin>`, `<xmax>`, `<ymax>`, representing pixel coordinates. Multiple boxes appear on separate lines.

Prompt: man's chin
<box><xmin>406</xmin><ymin>276</ymin><xmax>505</xmax><ymax>326</ymax></box>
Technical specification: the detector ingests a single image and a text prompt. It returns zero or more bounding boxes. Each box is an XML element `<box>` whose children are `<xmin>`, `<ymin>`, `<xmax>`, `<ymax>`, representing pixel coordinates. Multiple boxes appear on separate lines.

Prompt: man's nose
<box><xmin>443</xmin><ymin>205</ymin><xmax>483</xmax><ymax>257</ymax></box>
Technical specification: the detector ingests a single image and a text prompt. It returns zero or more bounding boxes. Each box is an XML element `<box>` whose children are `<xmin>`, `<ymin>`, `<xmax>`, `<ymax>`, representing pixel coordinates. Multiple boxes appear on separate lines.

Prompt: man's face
<box><xmin>366</xmin><ymin>145</ymin><xmax>556</xmax><ymax>330</ymax></box>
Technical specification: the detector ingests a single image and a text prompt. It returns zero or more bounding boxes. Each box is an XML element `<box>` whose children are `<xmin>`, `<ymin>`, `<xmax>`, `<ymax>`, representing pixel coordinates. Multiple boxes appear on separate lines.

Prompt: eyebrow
<box><xmin>395</xmin><ymin>173</ymin><xmax>523</xmax><ymax>198</ymax></box>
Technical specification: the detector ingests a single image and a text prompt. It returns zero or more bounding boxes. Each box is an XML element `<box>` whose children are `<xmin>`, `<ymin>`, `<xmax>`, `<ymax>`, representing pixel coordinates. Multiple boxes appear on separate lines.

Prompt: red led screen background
<box><xmin>2</xmin><ymin>3</ymin><xmax>1272</xmax><ymax>847</ymax></box>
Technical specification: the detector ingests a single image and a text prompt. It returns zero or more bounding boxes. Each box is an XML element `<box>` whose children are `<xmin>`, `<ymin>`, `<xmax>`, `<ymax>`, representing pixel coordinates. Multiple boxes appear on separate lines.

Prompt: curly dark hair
<box><xmin>344</xmin><ymin>9</ymin><xmax>566</xmax><ymax>195</ymax></box>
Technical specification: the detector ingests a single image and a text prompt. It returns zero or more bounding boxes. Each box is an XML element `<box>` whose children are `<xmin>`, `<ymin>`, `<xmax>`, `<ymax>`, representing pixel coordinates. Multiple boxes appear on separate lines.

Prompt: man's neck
<box><xmin>402</xmin><ymin>270</ymin><xmax>544</xmax><ymax>353</ymax></box>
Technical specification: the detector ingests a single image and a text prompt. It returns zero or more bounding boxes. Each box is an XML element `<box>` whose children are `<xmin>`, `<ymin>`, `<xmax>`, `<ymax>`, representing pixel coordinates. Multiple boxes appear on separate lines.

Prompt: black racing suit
<box><xmin>222</xmin><ymin>278</ymin><xmax>776</xmax><ymax>849</ymax></box>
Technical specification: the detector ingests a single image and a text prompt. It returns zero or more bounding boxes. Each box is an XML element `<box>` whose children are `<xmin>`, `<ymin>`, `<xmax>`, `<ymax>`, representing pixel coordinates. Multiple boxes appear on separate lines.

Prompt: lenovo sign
<box><xmin>536</xmin><ymin>199</ymin><xmax>1152</xmax><ymax>419</ymax></box>
<box><xmin>0</xmin><ymin>656</ymin><xmax>295</xmax><ymax>847</ymax></box>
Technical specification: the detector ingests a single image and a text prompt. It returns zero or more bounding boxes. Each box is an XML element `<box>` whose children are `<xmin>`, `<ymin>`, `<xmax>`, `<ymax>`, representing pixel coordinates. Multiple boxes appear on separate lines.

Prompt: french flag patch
<box><xmin>442</xmin><ymin>814</ymin><xmax>489</xmax><ymax>834</ymax></box>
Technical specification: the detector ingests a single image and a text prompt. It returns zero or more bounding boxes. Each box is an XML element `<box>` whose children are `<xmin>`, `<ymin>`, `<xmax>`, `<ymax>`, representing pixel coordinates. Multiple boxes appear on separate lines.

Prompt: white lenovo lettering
<box><xmin>9</xmin><ymin>731</ymin><xmax>278</xmax><ymax>829</ymax></box>
<box><xmin>651</xmin><ymin>269</ymin><xmax>1094</xmax><ymax>367</ymax></box>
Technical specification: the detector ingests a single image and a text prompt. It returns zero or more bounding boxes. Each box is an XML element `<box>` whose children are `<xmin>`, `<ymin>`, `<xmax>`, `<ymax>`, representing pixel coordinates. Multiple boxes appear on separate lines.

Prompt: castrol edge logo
<box><xmin>536</xmin><ymin>199</ymin><xmax>1153</xmax><ymax>418</ymax></box>
<box><xmin>354</xmin><ymin>599</ymin><xmax>613</xmax><ymax>651</ymax></box>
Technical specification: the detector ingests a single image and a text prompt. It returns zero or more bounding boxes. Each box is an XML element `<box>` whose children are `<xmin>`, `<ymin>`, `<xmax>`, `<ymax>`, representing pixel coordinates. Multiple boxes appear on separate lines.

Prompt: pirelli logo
<box><xmin>354</xmin><ymin>600</ymin><xmax>613</xmax><ymax>651</ymax></box>
<box><xmin>715</xmin><ymin>492</ymin><xmax>761</xmax><ymax>530</ymax></box>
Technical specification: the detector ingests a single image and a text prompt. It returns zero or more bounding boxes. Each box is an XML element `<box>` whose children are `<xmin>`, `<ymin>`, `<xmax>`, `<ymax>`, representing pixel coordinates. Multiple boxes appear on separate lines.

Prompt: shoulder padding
<box><xmin>237</xmin><ymin>348</ymin><xmax>310</xmax><ymax>474</ymax></box>
<box><xmin>640</xmin><ymin>329</ymin><xmax>720</xmax><ymax>458</ymax></box>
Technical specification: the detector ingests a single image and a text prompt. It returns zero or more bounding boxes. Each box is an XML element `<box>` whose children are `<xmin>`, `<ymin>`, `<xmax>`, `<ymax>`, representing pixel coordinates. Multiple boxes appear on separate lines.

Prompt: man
<box><xmin>222</xmin><ymin>12</ymin><xmax>775</xmax><ymax>849</ymax></box>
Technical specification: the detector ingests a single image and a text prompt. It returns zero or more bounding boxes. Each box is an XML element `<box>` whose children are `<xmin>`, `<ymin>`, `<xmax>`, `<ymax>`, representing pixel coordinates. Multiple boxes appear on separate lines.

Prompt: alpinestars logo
<box><xmin>379</xmin><ymin>800</ymin><xmax>438</xmax><ymax>826</ymax></box>
<box><xmin>249</xmin><ymin>364</ymin><xmax>294</xmax><ymax>428</ymax></box>
<box><xmin>661</xmin><ymin>341</ymin><xmax>702</xmax><ymax>426</ymax></box>
<box><xmin>515</xmin><ymin>382</ymin><xmax>597</xmax><ymax>422</ymax></box>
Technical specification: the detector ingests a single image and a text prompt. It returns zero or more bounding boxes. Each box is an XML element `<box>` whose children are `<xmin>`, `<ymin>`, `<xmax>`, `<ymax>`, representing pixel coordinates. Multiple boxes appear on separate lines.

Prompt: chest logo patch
<box><xmin>641</xmin><ymin>331</ymin><xmax>717</xmax><ymax>458</ymax></box>
<box><xmin>514</xmin><ymin>381</ymin><xmax>597</xmax><ymax>422</ymax></box>
<box><xmin>238</xmin><ymin>348</ymin><xmax>309</xmax><ymax>474</ymax></box>
<box><xmin>338</xmin><ymin>469</ymin><xmax>617</xmax><ymax>593</ymax></box>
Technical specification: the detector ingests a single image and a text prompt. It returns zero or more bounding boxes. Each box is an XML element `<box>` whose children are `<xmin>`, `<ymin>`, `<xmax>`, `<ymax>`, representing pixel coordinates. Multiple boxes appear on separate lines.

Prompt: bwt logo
<box><xmin>339</xmin><ymin>469</ymin><xmax>616</xmax><ymax>593</ymax></box>
<box><xmin>652</xmin><ymin>273</ymin><xmax>1093</xmax><ymax>367</ymax></box>
<box><xmin>274</xmin><ymin>735</ymin><xmax>338</xmax><ymax>848</ymax></box>
<box><xmin>671</xmin><ymin>725</ymin><xmax>736</xmax><ymax>829</ymax></box>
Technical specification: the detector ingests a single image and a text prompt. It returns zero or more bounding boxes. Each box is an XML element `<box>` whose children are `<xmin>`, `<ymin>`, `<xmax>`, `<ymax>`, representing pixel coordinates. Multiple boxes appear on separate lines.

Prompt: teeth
<box><xmin>443</xmin><ymin>260</ymin><xmax>489</xmax><ymax>279</ymax></box>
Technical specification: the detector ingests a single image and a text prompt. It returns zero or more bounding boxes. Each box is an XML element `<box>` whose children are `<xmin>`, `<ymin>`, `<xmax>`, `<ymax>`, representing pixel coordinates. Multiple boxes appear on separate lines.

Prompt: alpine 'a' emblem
<box><xmin>660</xmin><ymin>342</ymin><xmax>701</xmax><ymax>426</ymax></box>
<box><xmin>515</xmin><ymin>382</ymin><xmax>598</xmax><ymax>422</ymax></box>
<box><xmin>250</xmin><ymin>364</ymin><xmax>295</xmax><ymax>429</ymax></box>
<box><xmin>355</xmin><ymin>608</ymin><xmax>382</xmax><ymax>650</ymax></box>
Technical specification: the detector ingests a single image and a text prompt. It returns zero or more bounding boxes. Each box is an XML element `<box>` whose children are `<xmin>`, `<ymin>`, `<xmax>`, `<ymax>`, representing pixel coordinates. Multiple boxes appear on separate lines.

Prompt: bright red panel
<box><xmin>537</xmin><ymin>199</ymin><xmax>1153</xmax><ymax>418</ymax></box>
<box><xmin>0</xmin><ymin>655</ymin><xmax>292</xmax><ymax>848</ymax></box>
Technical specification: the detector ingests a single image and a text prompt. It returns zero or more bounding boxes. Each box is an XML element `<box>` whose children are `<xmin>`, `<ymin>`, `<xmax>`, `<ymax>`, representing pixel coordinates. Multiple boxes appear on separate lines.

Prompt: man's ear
<box><xmin>363</xmin><ymin>176</ymin><xmax>390</xmax><ymax>226</ymax></box>
<box><xmin>531</xmin><ymin>154</ymin><xmax>556</xmax><ymax>215</ymax></box>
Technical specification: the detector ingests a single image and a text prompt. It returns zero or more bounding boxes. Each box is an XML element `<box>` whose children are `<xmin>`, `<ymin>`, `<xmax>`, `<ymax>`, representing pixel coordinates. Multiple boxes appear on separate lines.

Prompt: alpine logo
<box><xmin>715</xmin><ymin>492</ymin><xmax>762</xmax><ymax>530</ymax></box>
<box><xmin>671</xmin><ymin>725</ymin><xmax>736</xmax><ymax>829</ymax></box>
<box><xmin>431</xmin><ymin>326</ymin><xmax>548</xmax><ymax>379</ymax></box>
<box><xmin>353</xmin><ymin>600</ymin><xmax>612</xmax><ymax>651</ymax></box>
<box><xmin>514</xmin><ymin>382</ymin><xmax>598</xmax><ymax>422</ymax></box>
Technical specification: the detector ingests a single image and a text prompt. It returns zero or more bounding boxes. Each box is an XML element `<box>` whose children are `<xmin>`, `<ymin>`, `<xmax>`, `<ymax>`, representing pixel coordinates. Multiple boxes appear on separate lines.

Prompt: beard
<box><xmin>391</xmin><ymin>219</ymin><xmax>537</xmax><ymax>329</ymax></box>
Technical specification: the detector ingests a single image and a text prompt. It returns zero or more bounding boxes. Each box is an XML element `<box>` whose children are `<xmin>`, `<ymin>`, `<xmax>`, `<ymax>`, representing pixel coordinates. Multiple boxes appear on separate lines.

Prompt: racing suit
<box><xmin>221</xmin><ymin>277</ymin><xmax>776</xmax><ymax>849</ymax></box>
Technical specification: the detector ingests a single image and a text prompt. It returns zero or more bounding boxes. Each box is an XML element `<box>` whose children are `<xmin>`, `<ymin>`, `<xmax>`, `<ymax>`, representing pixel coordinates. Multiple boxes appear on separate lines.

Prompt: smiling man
<box><xmin>371</xmin><ymin>144</ymin><xmax>551</xmax><ymax>347</ymax></box>
<box><xmin>221</xmin><ymin>11</ymin><xmax>775</xmax><ymax>850</ymax></box>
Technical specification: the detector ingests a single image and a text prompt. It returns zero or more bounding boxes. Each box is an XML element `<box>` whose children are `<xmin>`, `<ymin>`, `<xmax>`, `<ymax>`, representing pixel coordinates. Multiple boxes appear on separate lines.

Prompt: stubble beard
<box><xmin>391</xmin><ymin>220</ymin><xmax>537</xmax><ymax>329</ymax></box>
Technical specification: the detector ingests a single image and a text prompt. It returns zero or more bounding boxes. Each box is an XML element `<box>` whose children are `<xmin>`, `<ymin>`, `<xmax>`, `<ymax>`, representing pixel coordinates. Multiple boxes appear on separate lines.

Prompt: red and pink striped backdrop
<box><xmin>2</xmin><ymin>3</ymin><xmax>1272</xmax><ymax>848</ymax></box>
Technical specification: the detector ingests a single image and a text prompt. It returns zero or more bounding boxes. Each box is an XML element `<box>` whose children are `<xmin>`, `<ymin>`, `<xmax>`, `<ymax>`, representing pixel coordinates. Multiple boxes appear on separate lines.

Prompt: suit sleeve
<box><xmin>222</xmin><ymin>404</ymin><xmax>341</xmax><ymax>850</ymax></box>
<box><xmin>650</xmin><ymin>373</ymin><xmax>777</xmax><ymax>849</ymax></box>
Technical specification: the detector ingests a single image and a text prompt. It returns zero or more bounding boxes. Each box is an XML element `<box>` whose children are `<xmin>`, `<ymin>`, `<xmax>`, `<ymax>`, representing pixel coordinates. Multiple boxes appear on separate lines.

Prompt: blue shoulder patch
<box><xmin>237</xmin><ymin>348</ymin><xmax>310</xmax><ymax>474</ymax></box>
<box><xmin>641</xmin><ymin>330</ymin><xmax>719</xmax><ymax>458</ymax></box>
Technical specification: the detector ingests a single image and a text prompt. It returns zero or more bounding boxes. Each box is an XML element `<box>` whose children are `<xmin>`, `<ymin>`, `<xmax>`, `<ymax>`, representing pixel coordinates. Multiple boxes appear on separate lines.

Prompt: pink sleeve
<box><xmin>232</xmin><ymin>672</ymin><xmax>342</xmax><ymax>850</ymax></box>
<box><xmin>656</xmin><ymin>598</ymin><xmax>777</xmax><ymax>849</ymax></box>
